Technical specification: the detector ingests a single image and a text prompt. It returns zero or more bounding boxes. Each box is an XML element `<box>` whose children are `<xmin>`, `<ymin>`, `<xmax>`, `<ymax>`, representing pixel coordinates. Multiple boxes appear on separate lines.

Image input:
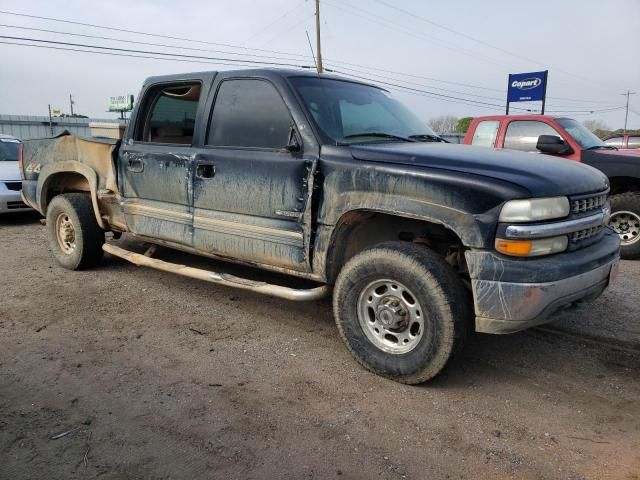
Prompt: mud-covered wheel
<box><xmin>333</xmin><ymin>241</ymin><xmax>471</xmax><ymax>384</ymax></box>
<box><xmin>46</xmin><ymin>193</ymin><xmax>105</xmax><ymax>270</ymax></box>
<box><xmin>609</xmin><ymin>192</ymin><xmax>640</xmax><ymax>260</ymax></box>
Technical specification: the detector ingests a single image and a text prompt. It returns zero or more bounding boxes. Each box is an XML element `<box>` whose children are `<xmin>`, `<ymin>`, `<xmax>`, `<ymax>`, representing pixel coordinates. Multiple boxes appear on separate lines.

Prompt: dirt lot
<box><xmin>1</xmin><ymin>213</ymin><xmax>639</xmax><ymax>480</ymax></box>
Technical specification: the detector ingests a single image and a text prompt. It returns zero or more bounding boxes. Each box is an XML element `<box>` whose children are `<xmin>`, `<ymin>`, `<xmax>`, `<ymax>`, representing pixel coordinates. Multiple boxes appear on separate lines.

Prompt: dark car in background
<box><xmin>0</xmin><ymin>134</ymin><xmax>32</xmax><ymax>214</ymax></box>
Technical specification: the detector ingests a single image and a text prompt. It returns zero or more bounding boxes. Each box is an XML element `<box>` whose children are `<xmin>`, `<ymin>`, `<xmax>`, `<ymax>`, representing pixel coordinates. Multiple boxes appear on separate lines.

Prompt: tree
<box><xmin>455</xmin><ymin>117</ymin><xmax>473</xmax><ymax>134</ymax></box>
<box><xmin>582</xmin><ymin>119</ymin><xmax>609</xmax><ymax>133</ymax></box>
<box><xmin>428</xmin><ymin>115</ymin><xmax>458</xmax><ymax>134</ymax></box>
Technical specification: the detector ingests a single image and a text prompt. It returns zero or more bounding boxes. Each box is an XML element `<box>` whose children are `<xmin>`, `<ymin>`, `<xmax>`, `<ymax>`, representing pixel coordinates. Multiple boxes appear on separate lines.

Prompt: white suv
<box><xmin>0</xmin><ymin>134</ymin><xmax>32</xmax><ymax>213</ymax></box>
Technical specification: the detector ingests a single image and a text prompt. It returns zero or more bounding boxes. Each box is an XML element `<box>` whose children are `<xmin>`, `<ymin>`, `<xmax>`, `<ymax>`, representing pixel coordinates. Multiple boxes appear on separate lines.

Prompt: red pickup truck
<box><xmin>463</xmin><ymin>115</ymin><xmax>640</xmax><ymax>259</ymax></box>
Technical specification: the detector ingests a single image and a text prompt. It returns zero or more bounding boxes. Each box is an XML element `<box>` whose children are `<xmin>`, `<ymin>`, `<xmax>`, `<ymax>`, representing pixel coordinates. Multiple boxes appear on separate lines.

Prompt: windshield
<box><xmin>0</xmin><ymin>139</ymin><xmax>20</xmax><ymax>161</ymax></box>
<box><xmin>556</xmin><ymin>118</ymin><xmax>606</xmax><ymax>150</ymax></box>
<box><xmin>290</xmin><ymin>77</ymin><xmax>438</xmax><ymax>144</ymax></box>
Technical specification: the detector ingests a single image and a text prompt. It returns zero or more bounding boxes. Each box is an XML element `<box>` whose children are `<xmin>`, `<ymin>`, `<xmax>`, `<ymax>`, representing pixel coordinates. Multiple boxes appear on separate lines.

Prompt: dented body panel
<box><xmin>20</xmin><ymin>69</ymin><xmax>620</xmax><ymax>335</ymax></box>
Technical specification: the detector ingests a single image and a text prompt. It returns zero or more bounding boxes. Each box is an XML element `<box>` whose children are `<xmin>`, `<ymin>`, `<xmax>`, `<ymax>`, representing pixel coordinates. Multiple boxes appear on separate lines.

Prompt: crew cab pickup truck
<box><xmin>20</xmin><ymin>70</ymin><xmax>619</xmax><ymax>384</ymax></box>
<box><xmin>464</xmin><ymin>115</ymin><xmax>640</xmax><ymax>258</ymax></box>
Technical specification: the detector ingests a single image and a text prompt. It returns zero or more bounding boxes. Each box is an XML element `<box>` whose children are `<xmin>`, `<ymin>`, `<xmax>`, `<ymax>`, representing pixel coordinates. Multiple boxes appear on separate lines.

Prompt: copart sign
<box><xmin>507</xmin><ymin>71</ymin><xmax>548</xmax><ymax>102</ymax></box>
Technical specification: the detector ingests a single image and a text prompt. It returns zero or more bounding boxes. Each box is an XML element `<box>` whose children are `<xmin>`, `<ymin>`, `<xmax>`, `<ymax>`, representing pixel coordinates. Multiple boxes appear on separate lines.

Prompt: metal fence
<box><xmin>0</xmin><ymin>114</ymin><xmax>122</xmax><ymax>140</ymax></box>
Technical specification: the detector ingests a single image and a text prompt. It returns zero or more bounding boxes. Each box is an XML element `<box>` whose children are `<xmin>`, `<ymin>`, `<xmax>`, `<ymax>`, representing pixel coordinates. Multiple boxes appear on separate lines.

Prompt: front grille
<box><xmin>4</xmin><ymin>181</ymin><xmax>22</xmax><ymax>191</ymax></box>
<box><xmin>7</xmin><ymin>201</ymin><xmax>28</xmax><ymax>209</ymax></box>
<box><xmin>570</xmin><ymin>225</ymin><xmax>604</xmax><ymax>242</ymax></box>
<box><xmin>572</xmin><ymin>193</ymin><xmax>607</xmax><ymax>214</ymax></box>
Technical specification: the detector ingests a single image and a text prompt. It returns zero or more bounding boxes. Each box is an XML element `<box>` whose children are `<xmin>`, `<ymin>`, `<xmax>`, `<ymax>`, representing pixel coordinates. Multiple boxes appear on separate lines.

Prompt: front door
<box><xmin>192</xmin><ymin>77</ymin><xmax>313</xmax><ymax>271</ymax></box>
<box><xmin>120</xmin><ymin>81</ymin><xmax>205</xmax><ymax>246</ymax></box>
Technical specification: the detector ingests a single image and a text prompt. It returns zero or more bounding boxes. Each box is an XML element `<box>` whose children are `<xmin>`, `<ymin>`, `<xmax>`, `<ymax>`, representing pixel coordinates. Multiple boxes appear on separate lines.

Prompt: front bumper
<box><xmin>466</xmin><ymin>229</ymin><xmax>620</xmax><ymax>334</ymax></box>
<box><xmin>0</xmin><ymin>187</ymin><xmax>32</xmax><ymax>213</ymax></box>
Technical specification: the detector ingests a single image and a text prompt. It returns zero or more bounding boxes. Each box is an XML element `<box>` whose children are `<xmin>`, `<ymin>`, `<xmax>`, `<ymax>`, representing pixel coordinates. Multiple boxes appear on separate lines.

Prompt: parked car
<box><xmin>463</xmin><ymin>115</ymin><xmax>640</xmax><ymax>259</ymax></box>
<box><xmin>20</xmin><ymin>70</ymin><xmax>619</xmax><ymax>383</ymax></box>
<box><xmin>604</xmin><ymin>133</ymin><xmax>640</xmax><ymax>150</ymax></box>
<box><xmin>0</xmin><ymin>134</ymin><xmax>32</xmax><ymax>214</ymax></box>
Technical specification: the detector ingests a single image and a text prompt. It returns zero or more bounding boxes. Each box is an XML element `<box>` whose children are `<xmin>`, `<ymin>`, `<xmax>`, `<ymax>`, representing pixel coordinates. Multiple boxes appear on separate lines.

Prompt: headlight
<box><xmin>499</xmin><ymin>197</ymin><xmax>570</xmax><ymax>223</ymax></box>
<box><xmin>495</xmin><ymin>236</ymin><xmax>568</xmax><ymax>257</ymax></box>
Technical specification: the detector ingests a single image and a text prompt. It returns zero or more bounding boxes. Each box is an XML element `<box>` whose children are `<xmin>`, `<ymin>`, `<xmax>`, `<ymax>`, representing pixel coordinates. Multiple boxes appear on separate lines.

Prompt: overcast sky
<box><xmin>1</xmin><ymin>0</ymin><xmax>638</xmax><ymax>129</ymax></box>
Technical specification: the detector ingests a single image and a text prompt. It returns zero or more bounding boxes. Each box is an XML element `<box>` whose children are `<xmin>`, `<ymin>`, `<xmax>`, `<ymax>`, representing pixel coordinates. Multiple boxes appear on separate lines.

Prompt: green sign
<box><xmin>107</xmin><ymin>95</ymin><xmax>134</xmax><ymax>112</ymax></box>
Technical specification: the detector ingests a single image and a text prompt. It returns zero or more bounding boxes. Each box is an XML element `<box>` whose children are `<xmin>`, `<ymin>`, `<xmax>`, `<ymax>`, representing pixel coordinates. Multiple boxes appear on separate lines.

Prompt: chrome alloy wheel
<box><xmin>55</xmin><ymin>213</ymin><xmax>76</xmax><ymax>254</ymax></box>
<box><xmin>357</xmin><ymin>279</ymin><xmax>424</xmax><ymax>354</ymax></box>
<box><xmin>610</xmin><ymin>210</ymin><xmax>640</xmax><ymax>245</ymax></box>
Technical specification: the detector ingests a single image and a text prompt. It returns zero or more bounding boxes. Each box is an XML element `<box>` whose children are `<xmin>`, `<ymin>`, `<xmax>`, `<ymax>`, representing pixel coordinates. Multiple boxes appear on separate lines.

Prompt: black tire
<box><xmin>333</xmin><ymin>241</ymin><xmax>471</xmax><ymax>384</ymax></box>
<box><xmin>609</xmin><ymin>192</ymin><xmax>640</xmax><ymax>260</ymax></box>
<box><xmin>46</xmin><ymin>193</ymin><xmax>105</xmax><ymax>270</ymax></box>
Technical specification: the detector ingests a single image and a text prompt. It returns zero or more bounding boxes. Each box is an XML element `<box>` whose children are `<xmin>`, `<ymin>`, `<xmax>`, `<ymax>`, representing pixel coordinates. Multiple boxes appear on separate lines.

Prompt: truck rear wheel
<box><xmin>609</xmin><ymin>192</ymin><xmax>640</xmax><ymax>259</ymax></box>
<box><xmin>333</xmin><ymin>241</ymin><xmax>471</xmax><ymax>384</ymax></box>
<box><xmin>46</xmin><ymin>193</ymin><xmax>105</xmax><ymax>270</ymax></box>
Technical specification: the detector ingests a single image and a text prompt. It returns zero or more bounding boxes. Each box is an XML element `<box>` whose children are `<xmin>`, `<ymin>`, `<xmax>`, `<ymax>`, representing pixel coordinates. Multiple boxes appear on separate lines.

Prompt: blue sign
<box><xmin>507</xmin><ymin>71</ymin><xmax>547</xmax><ymax>102</ymax></box>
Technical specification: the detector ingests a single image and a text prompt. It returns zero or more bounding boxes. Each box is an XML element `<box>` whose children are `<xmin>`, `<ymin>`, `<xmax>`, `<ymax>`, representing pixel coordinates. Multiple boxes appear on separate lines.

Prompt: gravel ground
<box><xmin>1</xmin><ymin>213</ymin><xmax>639</xmax><ymax>480</ymax></box>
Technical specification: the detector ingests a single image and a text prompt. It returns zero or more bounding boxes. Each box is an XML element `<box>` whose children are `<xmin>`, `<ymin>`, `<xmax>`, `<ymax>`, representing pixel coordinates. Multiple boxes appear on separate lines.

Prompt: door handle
<box><xmin>196</xmin><ymin>162</ymin><xmax>215</xmax><ymax>179</ymax></box>
<box><xmin>127</xmin><ymin>158</ymin><xmax>144</xmax><ymax>173</ymax></box>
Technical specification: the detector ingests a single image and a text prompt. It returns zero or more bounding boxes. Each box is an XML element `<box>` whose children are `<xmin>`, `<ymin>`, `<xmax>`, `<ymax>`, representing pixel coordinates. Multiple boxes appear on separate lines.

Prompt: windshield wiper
<box><xmin>586</xmin><ymin>145</ymin><xmax>618</xmax><ymax>150</ymax></box>
<box><xmin>342</xmin><ymin>132</ymin><xmax>416</xmax><ymax>143</ymax></box>
<box><xmin>409</xmin><ymin>134</ymin><xmax>448</xmax><ymax>143</ymax></box>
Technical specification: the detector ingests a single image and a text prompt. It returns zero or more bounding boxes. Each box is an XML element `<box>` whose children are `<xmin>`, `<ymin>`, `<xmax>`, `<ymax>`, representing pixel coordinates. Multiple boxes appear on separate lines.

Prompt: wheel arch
<box><xmin>324</xmin><ymin>209</ymin><xmax>468</xmax><ymax>283</ymax></box>
<box><xmin>608</xmin><ymin>176</ymin><xmax>640</xmax><ymax>195</ymax></box>
<box><xmin>37</xmin><ymin>161</ymin><xmax>105</xmax><ymax>230</ymax></box>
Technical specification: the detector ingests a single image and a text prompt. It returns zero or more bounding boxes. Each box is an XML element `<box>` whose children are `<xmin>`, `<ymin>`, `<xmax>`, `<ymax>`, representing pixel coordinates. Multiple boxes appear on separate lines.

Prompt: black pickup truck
<box><xmin>20</xmin><ymin>69</ymin><xmax>620</xmax><ymax>383</ymax></box>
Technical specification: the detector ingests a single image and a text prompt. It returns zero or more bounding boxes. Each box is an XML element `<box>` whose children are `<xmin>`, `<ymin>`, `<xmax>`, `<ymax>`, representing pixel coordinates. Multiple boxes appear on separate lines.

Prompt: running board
<box><xmin>102</xmin><ymin>243</ymin><xmax>329</xmax><ymax>301</ymax></box>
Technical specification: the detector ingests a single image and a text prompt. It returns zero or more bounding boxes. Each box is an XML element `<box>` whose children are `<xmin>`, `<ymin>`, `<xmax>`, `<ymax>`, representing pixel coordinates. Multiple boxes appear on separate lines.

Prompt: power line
<box><xmin>0</xmin><ymin>9</ymin><xmax>312</xmax><ymax>59</ymax></box>
<box><xmin>0</xmin><ymin>11</ymin><xmax>617</xmax><ymax>109</ymax></box>
<box><xmin>369</xmin><ymin>0</ymin><xmax>625</xmax><ymax>95</ymax></box>
<box><xmin>0</xmin><ymin>35</ymin><xmax>313</xmax><ymax>68</ymax></box>
<box><xmin>242</xmin><ymin>0</ymin><xmax>307</xmax><ymax>44</ymax></box>
<box><xmin>0</xmin><ymin>23</ymin><xmax>312</xmax><ymax>63</ymax></box>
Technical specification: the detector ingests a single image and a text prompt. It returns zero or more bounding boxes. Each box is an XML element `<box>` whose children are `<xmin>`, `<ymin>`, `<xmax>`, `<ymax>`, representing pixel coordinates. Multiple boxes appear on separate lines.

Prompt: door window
<box><xmin>627</xmin><ymin>136</ymin><xmax>640</xmax><ymax>149</ymax></box>
<box><xmin>471</xmin><ymin>120</ymin><xmax>499</xmax><ymax>147</ymax></box>
<box><xmin>136</xmin><ymin>83</ymin><xmax>201</xmax><ymax>144</ymax></box>
<box><xmin>504</xmin><ymin>121</ymin><xmax>562</xmax><ymax>152</ymax></box>
<box><xmin>207</xmin><ymin>79</ymin><xmax>292</xmax><ymax>149</ymax></box>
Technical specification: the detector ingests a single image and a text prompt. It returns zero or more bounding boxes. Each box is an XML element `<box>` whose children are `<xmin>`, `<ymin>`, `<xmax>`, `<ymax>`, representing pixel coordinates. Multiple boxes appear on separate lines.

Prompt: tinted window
<box><xmin>471</xmin><ymin>120</ymin><xmax>499</xmax><ymax>147</ymax></box>
<box><xmin>0</xmin><ymin>138</ymin><xmax>20</xmax><ymax>161</ymax></box>
<box><xmin>207</xmin><ymin>79</ymin><xmax>291</xmax><ymax>149</ymax></box>
<box><xmin>290</xmin><ymin>77</ymin><xmax>437</xmax><ymax>144</ymax></box>
<box><xmin>627</xmin><ymin>136</ymin><xmax>640</xmax><ymax>149</ymax></box>
<box><xmin>138</xmin><ymin>83</ymin><xmax>201</xmax><ymax>144</ymax></box>
<box><xmin>604</xmin><ymin>137</ymin><xmax>624</xmax><ymax>147</ymax></box>
<box><xmin>504</xmin><ymin>121</ymin><xmax>561</xmax><ymax>152</ymax></box>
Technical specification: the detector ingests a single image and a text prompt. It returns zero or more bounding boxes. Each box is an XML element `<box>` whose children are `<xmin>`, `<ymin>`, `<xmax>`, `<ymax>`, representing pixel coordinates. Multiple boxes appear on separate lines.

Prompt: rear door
<box><xmin>119</xmin><ymin>79</ymin><xmax>209</xmax><ymax>246</ymax></box>
<box><xmin>190</xmin><ymin>76</ymin><xmax>315</xmax><ymax>271</ymax></box>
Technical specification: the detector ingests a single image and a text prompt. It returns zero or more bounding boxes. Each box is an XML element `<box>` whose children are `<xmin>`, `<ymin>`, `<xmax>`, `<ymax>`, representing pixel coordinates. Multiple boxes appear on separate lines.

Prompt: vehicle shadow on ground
<box><xmin>0</xmin><ymin>211</ymin><xmax>42</xmax><ymax>226</ymax></box>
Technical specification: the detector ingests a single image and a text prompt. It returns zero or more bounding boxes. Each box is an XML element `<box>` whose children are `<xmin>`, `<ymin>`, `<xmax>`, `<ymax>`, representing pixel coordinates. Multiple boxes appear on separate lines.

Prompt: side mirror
<box><xmin>536</xmin><ymin>135</ymin><xmax>573</xmax><ymax>155</ymax></box>
<box><xmin>286</xmin><ymin>125</ymin><xmax>302</xmax><ymax>153</ymax></box>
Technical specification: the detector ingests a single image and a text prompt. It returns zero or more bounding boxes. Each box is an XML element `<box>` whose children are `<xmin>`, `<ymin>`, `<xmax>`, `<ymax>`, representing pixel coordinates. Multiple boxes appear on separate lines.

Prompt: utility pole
<box><xmin>47</xmin><ymin>104</ymin><xmax>53</xmax><ymax>135</ymax></box>
<box><xmin>621</xmin><ymin>90</ymin><xmax>636</xmax><ymax>135</ymax></box>
<box><xmin>69</xmin><ymin>94</ymin><xmax>75</xmax><ymax>116</ymax></box>
<box><xmin>315</xmin><ymin>0</ymin><xmax>323</xmax><ymax>73</ymax></box>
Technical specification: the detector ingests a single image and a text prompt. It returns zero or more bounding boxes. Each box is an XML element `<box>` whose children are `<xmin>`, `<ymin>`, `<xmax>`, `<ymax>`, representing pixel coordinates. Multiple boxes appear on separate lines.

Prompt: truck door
<box><xmin>190</xmin><ymin>77</ymin><xmax>315</xmax><ymax>272</ymax></box>
<box><xmin>119</xmin><ymin>81</ymin><xmax>207</xmax><ymax>246</ymax></box>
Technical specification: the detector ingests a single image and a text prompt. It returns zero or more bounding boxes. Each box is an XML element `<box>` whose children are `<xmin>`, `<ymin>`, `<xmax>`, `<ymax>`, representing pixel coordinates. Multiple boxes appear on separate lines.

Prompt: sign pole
<box><xmin>506</xmin><ymin>74</ymin><xmax>511</xmax><ymax>115</ymax></box>
<box><xmin>48</xmin><ymin>104</ymin><xmax>53</xmax><ymax>136</ymax></box>
<box><xmin>540</xmin><ymin>70</ymin><xmax>548</xmax><ymax>115</ymax></box>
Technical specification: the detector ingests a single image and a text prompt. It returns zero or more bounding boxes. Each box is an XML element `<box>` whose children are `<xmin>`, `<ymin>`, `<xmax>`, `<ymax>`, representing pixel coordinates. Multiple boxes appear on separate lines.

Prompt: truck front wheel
<box><xmin>333</xmin><ymin>241</ymin><xmax>471</xmax><ymax>384</ymax></box>
<box><xmin>46</xmin><ymin>193</ymin><xmax>105</xmax><ymax>270</ymax></box>
<box><xmin>609</xmin><ymin>192</ymin><xmax>640</xmax><ymax>259</ymax></box>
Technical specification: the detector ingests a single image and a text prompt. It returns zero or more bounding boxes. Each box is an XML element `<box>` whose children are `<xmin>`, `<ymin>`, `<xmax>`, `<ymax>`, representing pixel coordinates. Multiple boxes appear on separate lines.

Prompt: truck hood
<box><xmin>0</xmin><ymin>161</ymin><xmax>21</xmax><ymax>182</ymax></box>
<box><xmin>350</xmin><ymin>143</ymin><xmax>608</xmax><ymax>197</ymax></box>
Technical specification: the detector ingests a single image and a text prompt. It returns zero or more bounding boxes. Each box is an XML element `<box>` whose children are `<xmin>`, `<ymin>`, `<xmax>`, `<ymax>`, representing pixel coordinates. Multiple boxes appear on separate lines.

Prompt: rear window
<box><xmin>136</xmin><ymin>83</ymin><xmax>201</xmax><ymax>144</ymax></box>
<box><xmin>0</xmin><ymin>139</ymin><xmax>20</xmax><ymax>161</ymax></box>
<box><xmin>471</xmin><ymin>120</ymin><xmax>499</xmax><ymax>147</ymax></box>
